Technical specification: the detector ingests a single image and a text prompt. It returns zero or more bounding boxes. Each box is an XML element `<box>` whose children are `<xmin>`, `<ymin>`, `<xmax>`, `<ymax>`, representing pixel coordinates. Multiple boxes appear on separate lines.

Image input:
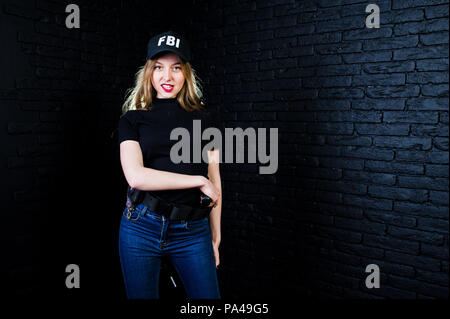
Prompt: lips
<box><xmin>161</xmin><ymin>84</ymin><xmax>174</xmax><ymax>92</ymax></box>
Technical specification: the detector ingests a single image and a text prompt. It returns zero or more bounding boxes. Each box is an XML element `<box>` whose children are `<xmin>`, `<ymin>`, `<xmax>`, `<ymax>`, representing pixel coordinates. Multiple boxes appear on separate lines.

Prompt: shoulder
<box><xmin>119</xmin><ymin>109</ymin><xmax>149</xmax><ymax>124</ymax></box>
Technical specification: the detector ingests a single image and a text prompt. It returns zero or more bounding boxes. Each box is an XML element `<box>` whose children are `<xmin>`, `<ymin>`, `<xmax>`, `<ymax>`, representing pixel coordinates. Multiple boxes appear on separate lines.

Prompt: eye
<box><xmin>154</xmin><ymin>65</ymin><xmax>162</xmax><ymax>70</ymax></box>
<box><xmin>173</xmin><ymin>66</ymin><xmax>181</xmax><ymax>71</ymax></box>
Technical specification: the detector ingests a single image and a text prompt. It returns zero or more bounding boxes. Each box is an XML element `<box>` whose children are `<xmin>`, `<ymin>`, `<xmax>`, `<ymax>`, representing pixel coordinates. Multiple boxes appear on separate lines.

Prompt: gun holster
<box><xmin>126</xmin><ymin>185</ymin><xmax>144</xmax><ymax>213</ymax></box>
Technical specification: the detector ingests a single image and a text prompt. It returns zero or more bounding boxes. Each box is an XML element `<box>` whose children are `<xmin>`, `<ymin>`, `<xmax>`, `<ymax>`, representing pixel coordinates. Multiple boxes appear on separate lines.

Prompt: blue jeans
<box><xmin>118</xmin><ymin>203</ymin><xmax>221</xmax><ymax>299</ymax></box>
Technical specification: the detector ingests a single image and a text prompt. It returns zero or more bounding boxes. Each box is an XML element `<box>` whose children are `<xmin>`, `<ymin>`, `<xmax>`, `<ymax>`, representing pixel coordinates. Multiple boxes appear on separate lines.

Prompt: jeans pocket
<box><xmin>185</xmin><ymin>217</ymin><xmax>209</xmax><ymax>231</ymax></box>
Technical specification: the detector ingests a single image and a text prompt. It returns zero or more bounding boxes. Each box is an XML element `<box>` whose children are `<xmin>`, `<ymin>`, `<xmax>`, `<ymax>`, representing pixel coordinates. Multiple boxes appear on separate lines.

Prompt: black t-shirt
<box><xmin>118</xmin><ymin>97</ymin><xmax>221</xmax><ymax>206</ymax></box>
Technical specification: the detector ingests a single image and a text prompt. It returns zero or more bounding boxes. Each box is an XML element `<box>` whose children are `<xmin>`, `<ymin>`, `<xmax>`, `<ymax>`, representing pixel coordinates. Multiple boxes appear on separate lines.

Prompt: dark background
<box><xmin>0</xmin><ymin>0</ymin><xmax>448</xmax><ymax>301</ymax></box>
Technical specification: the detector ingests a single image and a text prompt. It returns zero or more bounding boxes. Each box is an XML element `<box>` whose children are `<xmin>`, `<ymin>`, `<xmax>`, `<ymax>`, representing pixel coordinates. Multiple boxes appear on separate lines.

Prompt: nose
<box><xmin>163</xmin><ymin>68</ymin><xmax>172</xmax><ymax>82</ymax></box>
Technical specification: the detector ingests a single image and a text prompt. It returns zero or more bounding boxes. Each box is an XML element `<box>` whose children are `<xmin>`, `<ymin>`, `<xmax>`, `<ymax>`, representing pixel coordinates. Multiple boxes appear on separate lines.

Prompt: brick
<box><xmin>316</xmin><ymin>16</ymin><xmax>363</xmax><ymax>33</ymax></box>
<box><xmin>363</xmin><ymin>35</ymin><xmax>419</xmax><ymax>51</ymax></box>
<box><xmin>411</xmin><ymin>123</ymin><xmax>448</xmax><ymax>136</ymax></box>
<box><xmin>335</xmin><ymin>241</ymin><xmax>384</xmax><ymax>259</ymax></box>
<box><xmin>365</xmin><ymin>209</ymin><xmax>417</xmax><ymax>228</ymax></box>
<box><xmin>318</xmin><ymin>110</ymin><xmax>382</xmax><ymax>122</ymax></box>
<box><xmin>326</xmin><ymin>135</ymin><xmax>372</xmax><ymax>146</ymax></box>
<box><xmin>343</xmin><ymin>27</ymin><xmax>392</xmax><ymax>40</ymax></box>
<box><xmin>353</xmin><ymin>74</ymin><xmax>405</xmax><ymax>86</ymax></box>
<box><xmin>363</xmin><ymin>61</ymin><xmax>415</xmax><ymax>74</ymax></box>
<box><xmin>343</xmin><ymin>170</ymin><xmax>396</xmax><ymax>186</ymax></box>
<box><xmin>365</xmin><ymin>160</ymin><xmax>424</xmax><ymax>174</ymax></box>
<box><xmin>407</xmin><ymin>71</ymin><xmax>449</xmax><ymax>84</ymax></box>
<box><xmin>299</xmin><ymin>55</ymin><xmax>342</xmax><ymax>66</ymax></box>
<box><xmin>394</xmin><ymin>18</ymin><xmax>449</xmax><ymax>36</ymax></box>
<box><xmin>422</xmin><ymin>84</ymin><xmax>449</xmax><ymax>97</ymax></box>
<box><xmin>303</xmin><ymin>76</ymin><xmax>351</xmax><ymax>88</ymax></box>
<box><xmin>318</xmin><ymin>180</ymin><xmax>367</xmax><ymax>195</ymax></box>
<box><xmin>383</xmin><ymin>111</ymin><xmax>438</xmax><ymax>124</ymax></box>
<box><xmin>342</xmin><ymin>51</ymin><xmax>392</xmax><ymax>64</ymax></box>
<box><xmin>366</xmin><ymin>284</ymin><xmax>417</xmax><ymax>298</ymax></box>
<box><xmin>319</xmin><ymin>88</ymin><xmax>364</xmax><ymax>98</ymax></box>
<box><xmin>388</xmin><ymin>274</ymin><xmax>448</xmax><ymax>298</ymax></box>
<box><xmin>344</xmin><ymin>194</ymin><xmax>393</xmax><ymax>210</ymax></box>
<box><xmin>273</xmin><ymin>46</ymin><xmax>313</xmax><ymax>58</ymax></box>
<box><xmin>343</xmin><ymin>147</ymin><xmax>394</xmax><ymax>160</ymax></box>
<box><xmin>259</xmin><ymin>58</ymin><xmax>296</xmax><ymax>70</ymax></box>
<box><xmin>299</xmin><ymin>7</ymin><xmax>339</xmax><ymax>22</ymax></box>
<box><xmin>368</xmin><ymin>185</ymin><xmax>428</xmax><ymax>202</ymax></box>
<box><xmin>387</xmin><ymin>225</ymin><xmax>444</xmax><ymax>244</ymax></box>
<box><xmin>420</xmin><ymin>32</ymin><xmax>449</xmax><ymax>45</ymax></box>
<box><xmin>356</xmin><ymin>123</ymin><xmax>409</xmax><ymax>135</ymax></box>
<box><xmin>275</xmin><ymin>25</ymin><xmax>314</xmax><ymax>37</ymax></box>
<box><xmin>425</xmin><ymin>164</ymin><xmax>449</xmax><ymax>177</ymax></box>
<box><xmin>316</xmin><ymin>226</ymin><xmax>362</xmax><ymax>243</ymax></box>
<box><xmin>298</xmin><ymin>32</ymin><xmax>341</xmax><ymax>45</ymax></box>
<box><xmin>373</xmin><ymin>136</ymin><xmax>432</xmax><ymax>150</ymax></box>
<box><xmin>366</xmin><ymin>85</ymin><xmax>420</xmax><ymax>98</ymax></box>
<box><xmin>396</xmin><ymin>150</ymin><xmax>448</xmax><ymax>164</ymax></box>
<box><xmin>415</xmin><ymin>268</ymin><xmax>449</xmax><ymax>287</ymax></box>
<box><xmin>421</xmin><ymin>243</ymin><xmax>449</xmax><ymax>259</ymax></box>
<box><xmin>433</xmin><ymin>137</ymin><xmax>448</xmax><ymax>151</ymax></box>
<box><xmin>385</xmin><ymin>250</ymin><xmax>440</xmax><ymax>271</ymax></box>
<box><xmin>320</xmin><ymin>203</ymin><xmax>364</xmax><ymax>219</ymax></box>
<box><xmin>430</xmin><ymin>190</ymin><xmax>449</xmax><ymax>205</ymax></box>
<box><xmin>393</xmin><ymin>0</ymin><xmax>448</xmax><ymax>9</ymax></box>
<box><xmin>416</xmin><ymin>58</ymin><xmax>449</xmax><ymax>71</ymax></box>
<box><xmin>425</xmin><ymin>4</ymin><xmax>449</xmax><ymax>19</ymax></box>
<box><xmin>407</xmin><ymin>97</ymin><xmax>449</xmax><ymax>110</ymax></box>
<box><xmin>316</xmin><ymin>64</ymin><xmax>360</xmax><ymax>76</ymax></box>
<box><xmin>382</xmin><ymin>7</ymin><xmax>424</xmax><ymax>23</ymax></box>
<box><xmin>364</xmin><ymin>233</ymin><xmax>420</xmax><ymax>254</ymax></box>
<box><xmin>398</xmin><ymin>175</ymin><xmax>449</xmax><ymax>191</ymax></box>
<box><xmin>352</xmin><ymin>98</ymin><xmax>405</xmax><ymax>110</ymax></box>
<box><xmin>417</xmin><ymin>217</ymin><xmax>449</xmax><ymax>233</ymax></box>
<box><xmin>335</xmin><ymin>216</ymin><xmax>386</xmax><ymax>234</ymax></box>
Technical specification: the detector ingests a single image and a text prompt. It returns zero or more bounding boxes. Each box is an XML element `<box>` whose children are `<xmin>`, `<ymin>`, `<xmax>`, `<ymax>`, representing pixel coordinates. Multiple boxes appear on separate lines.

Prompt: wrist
<box><xmin>211</xmin><ymin>233</ymin><xmax>221</xmax><ymax>244</ymax></box>
<box><xmin>197</xmin><ymin>175</ymin><xmax>207</xmax><ymax>187</ymax></box>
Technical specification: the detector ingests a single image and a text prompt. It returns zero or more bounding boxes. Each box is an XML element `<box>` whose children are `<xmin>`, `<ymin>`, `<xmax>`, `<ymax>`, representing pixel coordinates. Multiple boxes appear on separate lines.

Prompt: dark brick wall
<box><xmin>0</xmin><ymin>0</ymin><xmax>196</xmax><ymax>298</ymax></box>
<box><xmin>1</xmin><ymin>0</ymin><xmax>448</xmax><ymax>300</ymax></box>
<box><xmin>188</xmin><ymin>0</ymin><xmax>449</xmax><ymax>299</ymax></box>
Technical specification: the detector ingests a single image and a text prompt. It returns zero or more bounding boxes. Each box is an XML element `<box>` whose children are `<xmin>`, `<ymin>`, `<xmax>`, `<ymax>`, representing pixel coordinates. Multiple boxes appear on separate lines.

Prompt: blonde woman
<box><xmin>118</xmin><ymin>31</ymin><xmax>222</xmax><ymax>299</ymax></box>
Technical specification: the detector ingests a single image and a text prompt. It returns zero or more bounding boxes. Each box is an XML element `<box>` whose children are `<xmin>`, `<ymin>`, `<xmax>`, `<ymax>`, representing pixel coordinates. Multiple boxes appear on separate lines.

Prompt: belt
<box><xmin>141</xmin><ymin>192</ymin><xmax>212</xmax><ymax>221</ymax></box>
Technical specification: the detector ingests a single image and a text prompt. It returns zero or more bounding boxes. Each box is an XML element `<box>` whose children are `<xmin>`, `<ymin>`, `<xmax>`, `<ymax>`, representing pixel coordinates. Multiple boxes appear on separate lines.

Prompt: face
<box><xmin>151</xmin><ymin>52</ymin><xmax>185</xmax><ymax>99</ymax></box>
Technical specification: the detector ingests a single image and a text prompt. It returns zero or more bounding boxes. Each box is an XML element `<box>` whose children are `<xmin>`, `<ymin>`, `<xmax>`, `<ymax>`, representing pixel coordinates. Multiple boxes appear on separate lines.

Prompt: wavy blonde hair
<box><xmin>121</xmin><ymin>54</ymin><xmax>205</xmax><ymax>114</ymax></box>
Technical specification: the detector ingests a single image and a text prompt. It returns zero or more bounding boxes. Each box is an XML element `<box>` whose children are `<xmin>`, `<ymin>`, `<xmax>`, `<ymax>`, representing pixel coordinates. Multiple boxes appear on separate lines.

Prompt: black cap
<box><xmin>146</xmin><ymin>30</ymin><xmax>191</xmax><ymax>62</ymax></box>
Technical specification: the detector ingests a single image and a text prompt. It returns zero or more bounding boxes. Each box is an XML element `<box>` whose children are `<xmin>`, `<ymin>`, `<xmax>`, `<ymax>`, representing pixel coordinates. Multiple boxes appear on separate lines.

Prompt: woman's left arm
<box><xmin>207</xmin><ymin>149</ymin><xmax>222</xmax><ymax>268</ymax></box>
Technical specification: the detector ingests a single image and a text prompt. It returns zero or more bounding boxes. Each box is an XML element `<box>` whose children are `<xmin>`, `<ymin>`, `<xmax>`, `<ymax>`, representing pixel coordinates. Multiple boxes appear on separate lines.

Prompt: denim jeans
<box><xmin>118</xmin><ymin>203</ymin><xmax>221</xmax><ymax>299</ymax></box>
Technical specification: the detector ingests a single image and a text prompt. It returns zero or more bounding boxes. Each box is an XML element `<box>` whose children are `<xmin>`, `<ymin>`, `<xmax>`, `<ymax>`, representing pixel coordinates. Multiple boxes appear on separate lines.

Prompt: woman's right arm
<box><xmin>120</xmin><ymin>140</ymin><xmax>220</xmax><ymax>204</ymax></box>
<box><xmin>120</xmin><ymin>140</ymin><xmax>205</xmax><ymax>190</ymax></box>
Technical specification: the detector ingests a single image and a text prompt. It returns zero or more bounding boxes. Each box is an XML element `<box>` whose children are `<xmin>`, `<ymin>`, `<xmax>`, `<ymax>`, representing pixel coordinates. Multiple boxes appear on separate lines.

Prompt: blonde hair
<box><xmin>121</xmin><ymin>55</ymin><xmax>205</xmax><ymax>114</ymax></box>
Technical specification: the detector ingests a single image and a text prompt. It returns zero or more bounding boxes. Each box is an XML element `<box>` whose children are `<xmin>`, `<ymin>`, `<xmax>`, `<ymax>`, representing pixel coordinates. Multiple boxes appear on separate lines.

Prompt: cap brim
<box><xmin>147</xmin><ymin>48</ymin><xmax>189</xmax><ymax>62</ymax></box>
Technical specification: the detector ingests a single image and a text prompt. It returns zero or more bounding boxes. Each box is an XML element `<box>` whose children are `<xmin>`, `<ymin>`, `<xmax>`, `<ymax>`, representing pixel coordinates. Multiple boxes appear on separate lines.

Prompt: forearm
<box><xmin>130</xmin><ymin>166</ymin><xmax>205</xmax><ymax>191</ymax></box>
<box><xmin>209</xmin><ymin>181</ymin><xmax>222</xmax><ymax>244</ymax></box>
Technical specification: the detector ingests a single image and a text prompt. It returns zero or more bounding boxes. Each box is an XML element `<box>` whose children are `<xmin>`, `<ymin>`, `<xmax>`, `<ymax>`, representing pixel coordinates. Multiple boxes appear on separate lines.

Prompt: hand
<box><xmin>199</xmin><ymin>177</ymin><xmax>220</xmax><ymax>207</ymax></box>
<box><xmin>212</xmin><ymin>240</ymin><xmax>220</xmax><ymax>268</ymax></box>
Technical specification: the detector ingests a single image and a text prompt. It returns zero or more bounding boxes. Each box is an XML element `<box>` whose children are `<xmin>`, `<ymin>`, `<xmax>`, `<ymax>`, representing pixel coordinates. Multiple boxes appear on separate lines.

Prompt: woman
<box><xmin>117</xmin><ymin>31</ymin><xmax>222</xmax><ymax>299</ymax></box>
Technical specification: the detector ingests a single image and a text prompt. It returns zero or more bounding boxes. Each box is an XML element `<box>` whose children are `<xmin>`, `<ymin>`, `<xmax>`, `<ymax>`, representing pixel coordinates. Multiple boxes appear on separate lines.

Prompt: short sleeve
<box><xmin>118</xmin><ymin>112</ymin><xmax>139</xmax><ymax>144</ymax></box>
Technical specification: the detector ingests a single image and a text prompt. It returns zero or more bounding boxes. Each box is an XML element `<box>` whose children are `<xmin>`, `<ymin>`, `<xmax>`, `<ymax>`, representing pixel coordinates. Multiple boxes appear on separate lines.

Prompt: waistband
<box><xmin>141</xmin><ymin>192</ymin><xmax>212</xmax><ymax>221</ymax></box>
